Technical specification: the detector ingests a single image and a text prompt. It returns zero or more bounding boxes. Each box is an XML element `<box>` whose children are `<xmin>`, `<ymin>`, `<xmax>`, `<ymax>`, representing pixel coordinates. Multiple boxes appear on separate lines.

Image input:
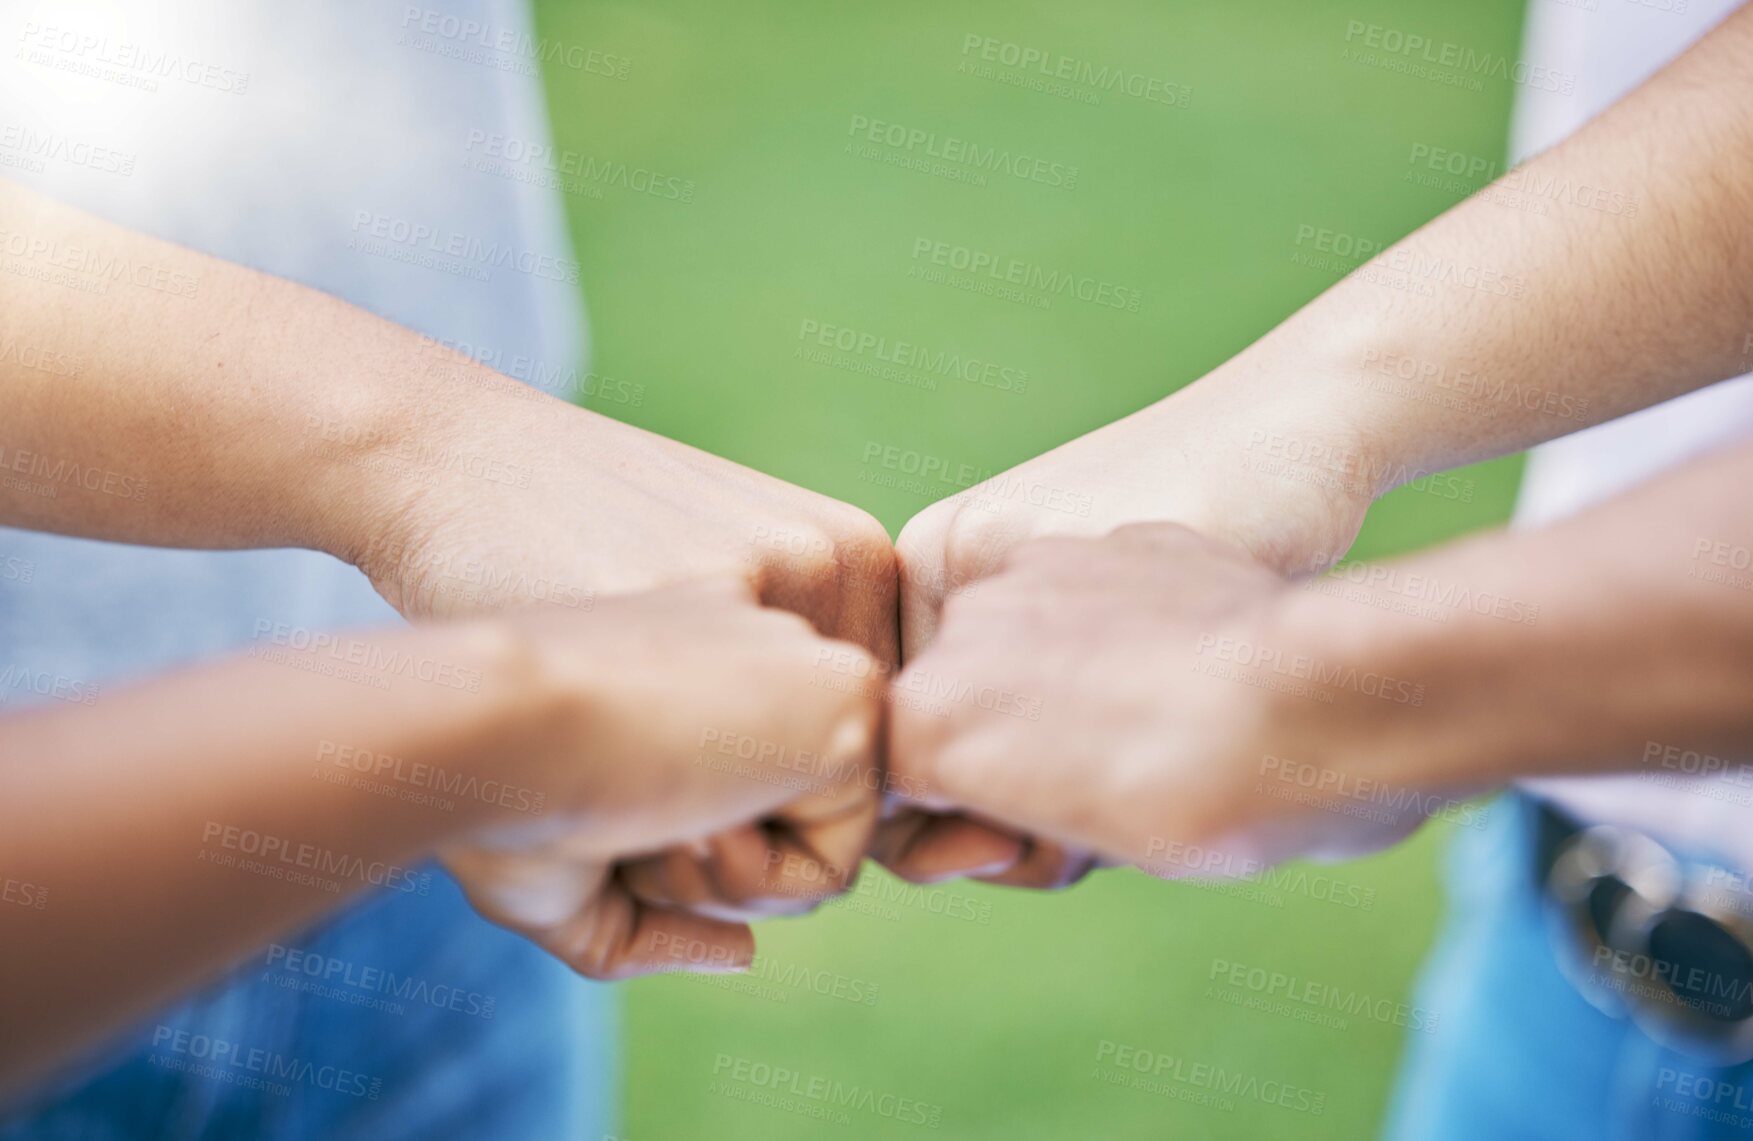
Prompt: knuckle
<box><xmin>894</xmin><ymin>499</ymin><xmax>954</xmax><ymax>564</ymax></box>
<box><xmin>940</xmin><ymin>501</ymin><xmax>1028</xmax><ymax>583</ymax></box>
<box><xmin>823</xmin><ymin>507</ymin><xmax>897</xmax><ymax>585</ymax></box>
<box><xmin>783</xmin><ymin>524</ymin><xmax>844</xmax><ymax>584</ymax></box>
<box><xmin>700</xmin><ymin>571</ymin><xmax>761</xmax><ymax>604</ymax></box>
<box><xmin>1109</xmin><ymin>520</ymin><xmax>1189</xmax><ymax>548</ymax></box>
<box><xmin>556</xmin><ymin>926</ymin><xmax>621</xmax><ymax>982</ymax></box>
<box><xmin>1005</xmin><ymin>533</ymin><xmax>1091</xmax><ymax>573</ymax></box>
<box><xmin>930</xmin><ymin>732</ymin><xmax>1009</xmax><ymax>807</ymax></box>
<box><xmin>569</xmin><ymin>953</ymin><xmax>617</xmax><ymax>982</ymax></box>
<box><xmin>825</xmin><ymin>502</ymin><xmax>892</xmax><ymax>549</ymax></box>
<box><xmin>831</xmin><ymin>640</ymin><xmax>879</xmax><ymax>679</ymax></box>
<box><xmin>932</xmin><ymin>583</ymin><xmax>985</xmax><ymax>635</ymax></box>
<box><xmin>756</xmin><ymin>601</ymin><xmax>820</xmax><ymax>640</ymax></box>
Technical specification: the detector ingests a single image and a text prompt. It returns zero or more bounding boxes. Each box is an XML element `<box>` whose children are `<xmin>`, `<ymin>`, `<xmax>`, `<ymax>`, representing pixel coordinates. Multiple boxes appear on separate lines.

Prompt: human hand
<box><xmin>887</xmin><ymin>524</ymin><xmax>1431</xmax><ymax>879</ymax></box>
<box><xmin>330</xmin><ymin>383</ymin><xmax>941</xmax><ymax>915</ymax></box>
<box><xmin>345</xmin><ymin>386</ymin><xmax>897</xmax><ymax>645</ymax></box>
<box><xmin>442</xmin><ymin>578</ymin><xmax>882</xmax><ymax>979</ymax></box>
<box><xmin>878</xmin><ymin>373</ymin><xmax>1376</xmax><ymax>885</ymax></box>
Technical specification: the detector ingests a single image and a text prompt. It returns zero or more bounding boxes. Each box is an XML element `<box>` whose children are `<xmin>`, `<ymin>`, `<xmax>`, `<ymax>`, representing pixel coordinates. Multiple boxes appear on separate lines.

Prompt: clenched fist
<box><xmin>337</xmin><ymin>389</ymin><xmax>901</xmax><ymax>922</ymax></box>
<box><xmin>888</xmin><ymin>525</ymin><xmax>1429</xmax><ymax>880</ymax></box>
<box><xmin>444</xmin><ymin>578</ymin><xmax>883</xmax><ymax>980</ymax></box>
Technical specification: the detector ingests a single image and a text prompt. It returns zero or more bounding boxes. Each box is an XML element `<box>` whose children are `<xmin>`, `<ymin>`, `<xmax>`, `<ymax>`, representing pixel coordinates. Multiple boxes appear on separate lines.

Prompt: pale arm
<box><xmin>1281</xmin><ymin>438</ymin><xmax>1753</xmax><ymax>792</ymax></box>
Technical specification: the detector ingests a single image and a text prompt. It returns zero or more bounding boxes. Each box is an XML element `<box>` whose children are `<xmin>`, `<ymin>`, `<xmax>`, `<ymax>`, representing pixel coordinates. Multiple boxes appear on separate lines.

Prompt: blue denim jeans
<box><xmin>0</xmin><ymin>867</ymin><xmax>616</xmax><ymax>1140</ymax></box>
<box><xmin>1385</xmin><ymin>795</ymin><xmax>1753</xmax><ymax>1140</ymax></box>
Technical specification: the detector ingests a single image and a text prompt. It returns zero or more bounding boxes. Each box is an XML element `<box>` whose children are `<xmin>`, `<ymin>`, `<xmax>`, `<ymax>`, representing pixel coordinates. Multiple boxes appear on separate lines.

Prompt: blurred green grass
<box><xmin>534</xmin><ymin>1</ymin><xmax>1526</xmax><ymax>1136</ymax></box>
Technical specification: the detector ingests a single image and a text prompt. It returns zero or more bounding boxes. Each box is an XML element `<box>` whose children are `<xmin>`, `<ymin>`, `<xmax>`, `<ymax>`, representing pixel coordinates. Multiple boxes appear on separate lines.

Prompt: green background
<box><xmin>534</xmin><ymin>1</ymin><xmax>1527</xmax><ymax>1136</ymax></box>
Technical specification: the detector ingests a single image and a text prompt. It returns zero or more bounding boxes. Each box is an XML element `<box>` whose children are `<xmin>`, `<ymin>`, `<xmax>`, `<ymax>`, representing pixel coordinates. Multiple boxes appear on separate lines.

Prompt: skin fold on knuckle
<box><xmin>827</xmin><ymin>506</ymin><xmax>897</xmax><ymax>583</ymax></box>
<box><xmin>937</xmin><ymin>501</ymin><xmax>1024</xmax><ymax>588</ymax></box>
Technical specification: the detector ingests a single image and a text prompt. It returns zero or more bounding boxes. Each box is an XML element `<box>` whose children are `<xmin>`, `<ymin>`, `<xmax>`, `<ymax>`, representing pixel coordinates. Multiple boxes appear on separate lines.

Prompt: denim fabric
<box><xmin>0</xmin><ymin>875</ymin><xmax>617</xmax><ymax>1141</ymax></box>
<box><xmin>1385</xmin><ymin>796</ymin><xmax>1753</xmax><ymax>1140</ymax></box>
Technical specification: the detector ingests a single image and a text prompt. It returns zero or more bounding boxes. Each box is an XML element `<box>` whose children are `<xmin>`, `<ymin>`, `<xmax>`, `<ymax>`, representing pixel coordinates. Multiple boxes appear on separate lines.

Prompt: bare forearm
<box><xmin>0</xmin><ymin>177</ymin><xmax>558</xmax><ymax>564</ymax></box>
<box><xmin>1148</xmin><ymin>5</ymin><xmax>1753</xmax><ymax>520</ymax></box>
<box><xmin>0</xmin><ymin>623</ymin><xmax>528</xmax><ymax>1094</ymax></box>
<box><xmin>1278</xmin><ymin>441</ymin><xmax>1753</xmax><ymax>792</ymax></box>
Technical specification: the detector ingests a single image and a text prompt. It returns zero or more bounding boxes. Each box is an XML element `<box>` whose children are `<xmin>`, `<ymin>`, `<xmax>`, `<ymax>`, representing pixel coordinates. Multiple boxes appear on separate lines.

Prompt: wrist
<box><xmin>1136</xmin><ymin>348</ymin><xmax>1383</xmax><ymax>572</ymax></box>
<box><xmin>1250</xmin><ymin>567</ymin><xmax>1452</xmax><ymax>798</ymax></box>
<box><xmin>391</xmin><ymin>617</ymin><xmax>576</xmax><ymax>834</ymax></box>
<box><xmin>269</xmin><ymin>338</ymin><xmax>459</xmax><ymax>568</ymax></box>
<box><xmin>294</xmin><ymin>346</ymin><xmax>560</xmax><ymax>587</ymax></box>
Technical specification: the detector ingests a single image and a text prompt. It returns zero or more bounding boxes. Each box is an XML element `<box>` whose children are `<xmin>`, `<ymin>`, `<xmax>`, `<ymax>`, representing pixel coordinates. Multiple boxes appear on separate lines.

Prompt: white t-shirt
<box><xmin>1510</xmin><ymin>0</ymin><xmax>1753</xmax><ymax>866</ymax></box>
